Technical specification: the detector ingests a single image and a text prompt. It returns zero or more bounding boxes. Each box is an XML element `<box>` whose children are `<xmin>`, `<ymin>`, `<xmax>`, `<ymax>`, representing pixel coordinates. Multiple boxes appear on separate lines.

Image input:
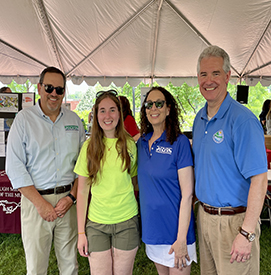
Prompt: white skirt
<box><xmin>146</xmin><ymin>242</ymin><xmax>197</xmax><ymax>268</ymax></box>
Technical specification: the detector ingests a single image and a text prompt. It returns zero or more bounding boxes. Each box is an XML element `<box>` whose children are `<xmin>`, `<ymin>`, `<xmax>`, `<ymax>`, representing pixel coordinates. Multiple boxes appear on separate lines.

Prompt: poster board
<box><xmin>0</xmin><ymin>93</ymin><xmax>35</xmax><ymax>169</ymax></box>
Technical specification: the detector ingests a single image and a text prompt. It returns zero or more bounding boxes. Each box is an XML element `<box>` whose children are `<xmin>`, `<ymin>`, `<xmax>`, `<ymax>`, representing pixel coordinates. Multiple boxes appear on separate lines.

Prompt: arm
<box><xmin>18</xmin><ymin>186</ymin><xmax>57</xmax><ymax>222</ymax></box>
<box><xmin>54</xmin><ymin>178</ymin><xmax>78</xmax><ymax>218</ymax></box>
<box><xmin>132</xmin><ymin>133</ymin><xmax>140</xmax><ymax>142</ymax></box>
<box><xmin>132</xmin><ymin>176</ymin><xmax>138</xmax><ymax>191</ymax></box>
<box><xmin>169</xmin><ymin>166</ymin><xmax>194</xmax><ymax>270</ymax></box>
<box><xmin>230</xmin><ymin>172</ymin><xmax>267</xmax><ymax>263</ymax></box>
<box><xmin>77</xmin><ymin>175</ymin><xmax>91</xmax><ymax>257</ymax></box>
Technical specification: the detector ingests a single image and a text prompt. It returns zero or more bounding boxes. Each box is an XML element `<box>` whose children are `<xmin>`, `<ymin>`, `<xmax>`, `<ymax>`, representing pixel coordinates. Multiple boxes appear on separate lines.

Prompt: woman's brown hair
<box><xmin>86</xmin><ymin>91</ymin><xmax>133</xmax><ymax>186</ymax></box>
<box><xmin>140</xmin><ymin>86</ymin><xmax>182</xmax><ymax>144</ymax></box>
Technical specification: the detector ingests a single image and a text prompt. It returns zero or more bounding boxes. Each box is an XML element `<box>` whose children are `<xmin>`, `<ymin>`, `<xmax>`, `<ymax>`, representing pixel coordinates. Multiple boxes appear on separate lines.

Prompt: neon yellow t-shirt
<box><xmin>74</xmin><ymin>137</ymin><xmax>138</xmax><ymax>224</ymax></box>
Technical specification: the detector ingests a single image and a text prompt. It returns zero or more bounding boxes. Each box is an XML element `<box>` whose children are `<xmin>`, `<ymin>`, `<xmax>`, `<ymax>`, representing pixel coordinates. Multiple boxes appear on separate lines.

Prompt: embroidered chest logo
<box><xmin>213</xmin><ymin>130</ymin><xmax>224</xmax><ymax>144</ymax></box>
<box><xmin>65</xmin><ymin>125</ymin><xmax>79</xmax><ymax>132</ymax></box>
<box><xmin>156</xmin><ymin>145</ymin><xmax>172</xmax><ymax>155</ymax></box>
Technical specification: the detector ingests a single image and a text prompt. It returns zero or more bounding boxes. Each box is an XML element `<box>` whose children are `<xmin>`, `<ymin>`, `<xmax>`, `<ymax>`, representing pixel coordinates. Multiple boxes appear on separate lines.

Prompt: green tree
<box><xmin>8</xmin><ymin>79</ymin><xmax>37</xmax><ymax>93</ymax></box>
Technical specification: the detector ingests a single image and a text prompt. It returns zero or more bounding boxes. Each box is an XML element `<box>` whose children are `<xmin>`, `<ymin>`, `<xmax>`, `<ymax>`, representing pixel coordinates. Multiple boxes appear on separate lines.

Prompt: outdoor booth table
<box><xmin>0</xmin><ymin>92</ymin><xmax>35</xmax><ymax>234</ymax></box>
<box><xmin>0</xmin><ymin>170</ymin><xmax>21</xmax><ymax>234</ymax></box>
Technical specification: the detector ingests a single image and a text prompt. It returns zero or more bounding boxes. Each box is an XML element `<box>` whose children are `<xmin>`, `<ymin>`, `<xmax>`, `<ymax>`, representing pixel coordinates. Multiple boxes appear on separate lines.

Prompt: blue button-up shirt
<box><xmin>6</xmin><ymin>101</ymin><xmax>85</xmax><ymax>190</ymax></box>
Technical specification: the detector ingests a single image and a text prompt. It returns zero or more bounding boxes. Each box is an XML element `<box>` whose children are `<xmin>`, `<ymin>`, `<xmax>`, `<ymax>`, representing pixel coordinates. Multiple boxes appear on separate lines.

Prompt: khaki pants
<box><xmin>197</xmin><ymin>204</ymin><xmax>260</xmax><ymax>275</ymax></box>
<box><xmin>21</xmin><ymin>192</ymin><xmax>78</xmax><ymax>275</ymax></box>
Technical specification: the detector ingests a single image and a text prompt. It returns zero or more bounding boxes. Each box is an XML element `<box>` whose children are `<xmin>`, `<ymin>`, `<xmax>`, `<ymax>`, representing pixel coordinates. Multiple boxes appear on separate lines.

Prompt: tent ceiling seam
<box><xmin>151</xmin><ymin>0</ymin><xmax>164</xmax><ymax>79</ymax></box>
<box><xmin>166</xmin><ymin>0</ymin><xmax>240</xmax><ymax>77</ymax></box>
<box><xmin>32</xmin><ymin>0</ymin><xmax>64</xmax><ymax>72</ymax></box>
<box><xmin>240</xmin><ymin>18</ymin><xmax>271</xmax><ymax>78</ymax></box>
<box><xmin>66</xmin><ymin>0</ymin><xmax>156</xmax><ymax>77</ymax></box>
<box><xmin>0</xmin><ymin>39</ymin><xmax>48</xmax><ymax>68</ymax></box>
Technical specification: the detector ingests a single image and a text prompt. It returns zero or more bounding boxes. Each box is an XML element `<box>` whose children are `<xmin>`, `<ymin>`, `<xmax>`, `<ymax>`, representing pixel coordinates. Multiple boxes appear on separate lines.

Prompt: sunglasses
<box><xmin>41</xmin><ymin>84</ymin><xmax>65</xmax><ymax>95</ymax></box>
<box><xmin>144</xmin><ymin>100</ymin><xmax>166</xmax><ymax>110</ymax></box>
<box><xmin>96</xmin><ymin>89</ymin><xmax>118</xmax><ymax>98</ymax></box>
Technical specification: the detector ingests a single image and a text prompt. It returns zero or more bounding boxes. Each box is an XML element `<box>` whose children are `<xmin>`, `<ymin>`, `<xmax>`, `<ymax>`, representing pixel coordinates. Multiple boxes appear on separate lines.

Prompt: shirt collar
<box><xmin>36</xmin><ymin>99</ymin><xmax>64</xmax><ymax>122</ymax></box>
<box><xmin>201</xmin><ymin>92</ymin><xmax>232</xmax><ymax>120</ymax></box>
<box><xmin>142</xmin><ymin>130</ymin><xmax>167</xmax><ymax>142</ymax></box>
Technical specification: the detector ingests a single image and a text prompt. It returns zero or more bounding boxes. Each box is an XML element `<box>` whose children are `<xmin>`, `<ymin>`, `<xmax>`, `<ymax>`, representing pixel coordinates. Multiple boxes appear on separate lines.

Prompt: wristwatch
<box><xmin>238</xmin><ymin>227</ymin><xmax>256</xmax><ymax>242</ymax></box>
<box><xmin>66</xmin><ymin>193</ymin><xmax>77</xmax><ymax>204</ymax></box>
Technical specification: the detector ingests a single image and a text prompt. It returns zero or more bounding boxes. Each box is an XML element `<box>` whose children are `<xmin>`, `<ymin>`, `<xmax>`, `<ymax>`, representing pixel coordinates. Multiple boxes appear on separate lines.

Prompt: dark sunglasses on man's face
<box><xmin>96</xmin><ymin>89</ymin><xmax>118</xmax><ymax>98</ymax></box>
<box><xmin>144</xmin><ymin>100</ymin><xmax>165</xmax><ymax>110</ymax></box>
<box><xmin>41</xmin><ymin>84</ymin><xmax>65</xmax><ymax>95</ymax></box>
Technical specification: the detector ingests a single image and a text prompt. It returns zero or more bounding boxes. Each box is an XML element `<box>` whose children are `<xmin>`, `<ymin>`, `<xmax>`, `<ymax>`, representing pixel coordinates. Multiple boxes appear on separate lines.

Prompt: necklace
<box><xmin>107</xmin><ymin>143</ymin><xmax>114</xmax><ymax>151</ymax></box>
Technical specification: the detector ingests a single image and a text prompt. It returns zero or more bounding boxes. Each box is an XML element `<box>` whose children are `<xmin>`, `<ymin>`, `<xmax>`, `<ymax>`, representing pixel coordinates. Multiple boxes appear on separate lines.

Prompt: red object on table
<box><xmin>0</xmin><ymin>170</ymin><xmax>21</xmax><ymax>234</ymax></box>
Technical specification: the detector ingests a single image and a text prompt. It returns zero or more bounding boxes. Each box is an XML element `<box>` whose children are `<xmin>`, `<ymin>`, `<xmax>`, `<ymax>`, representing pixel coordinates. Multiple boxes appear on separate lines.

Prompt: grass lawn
<box><xmin>0</xmin><ymin>218</ymin><xmax>270</xmax><ymax>274</ymax></box>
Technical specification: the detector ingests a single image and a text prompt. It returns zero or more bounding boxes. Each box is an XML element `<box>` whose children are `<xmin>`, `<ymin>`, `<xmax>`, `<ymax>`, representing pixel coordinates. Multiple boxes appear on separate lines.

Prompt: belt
<box><xmin>200</xmin><ymin>202</ymin><xmax>246</xmax><ymax>216</ymax></box>
<box><xmin>37</xmin><ymin>183</ymin><xmax>72</xmax><ymax>195</ymax></box>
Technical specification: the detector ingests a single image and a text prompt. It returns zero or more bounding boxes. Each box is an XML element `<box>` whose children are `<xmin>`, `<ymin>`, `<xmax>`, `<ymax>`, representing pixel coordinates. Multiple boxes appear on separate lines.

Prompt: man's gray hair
<box><xmin>197</xmin><ymin>45</ymin><xmax>231</xmax><ymax>74</ymax></box>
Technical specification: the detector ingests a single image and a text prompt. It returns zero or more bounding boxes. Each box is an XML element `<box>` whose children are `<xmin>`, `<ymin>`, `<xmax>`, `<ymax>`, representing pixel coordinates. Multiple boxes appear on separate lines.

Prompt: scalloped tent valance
<box><xmin>1</xmin><ymin>0</ymin><xmax>271</xmax><ymax>87</ymax></box>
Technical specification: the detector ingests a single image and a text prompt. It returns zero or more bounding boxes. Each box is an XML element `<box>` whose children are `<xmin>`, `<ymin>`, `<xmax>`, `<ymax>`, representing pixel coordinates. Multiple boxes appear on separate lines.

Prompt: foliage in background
<box><xmin>4</xmin><ymin>80</ymin><xmax>271</xmax><ymax>131</ymax></box>
<box><xmin>73</xmin><ymin>81</ymin><xmax>271</xmax><ymax>132</ymax></box>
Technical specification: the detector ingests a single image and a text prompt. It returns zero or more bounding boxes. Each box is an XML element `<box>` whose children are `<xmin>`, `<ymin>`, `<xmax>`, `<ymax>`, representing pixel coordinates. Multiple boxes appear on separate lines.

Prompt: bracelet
<box><xmin>78</xmin><ymin>232</ymin><xmax>85</xmax><ymax>235</ymax></box>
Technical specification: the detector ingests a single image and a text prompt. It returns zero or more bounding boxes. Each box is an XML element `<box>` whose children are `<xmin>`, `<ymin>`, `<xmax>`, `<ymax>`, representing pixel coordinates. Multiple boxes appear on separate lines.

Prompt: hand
<box><xmin>230</xmin><ymin>233</ymin><xmax>252</xmax><ymax>263</ymax></box>
<box><xmin>78</xmin><ymin>234</ymin><xmax>89</xmax><ymax>257</ymax></box>
<box><xmin>36</xmin><ymin>200</ymin><xmax>57</xmax><ymax>222</ymax></box>
<box><xmin>169</xmin><ymin>239</ymin><xmax>190</xmax><ymax>271</ymax></box>
<box><xmin>54</xmin><ymin>196</ymin><xmax>73</xmax><ymax>218</ymax></box>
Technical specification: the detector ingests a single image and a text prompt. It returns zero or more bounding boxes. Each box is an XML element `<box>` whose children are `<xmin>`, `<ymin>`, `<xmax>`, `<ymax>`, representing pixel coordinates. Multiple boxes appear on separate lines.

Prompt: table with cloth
<box><xmin>0</xmin><ymin>170</ymin><xmax>21</xmax><ymax>234</ymax></box>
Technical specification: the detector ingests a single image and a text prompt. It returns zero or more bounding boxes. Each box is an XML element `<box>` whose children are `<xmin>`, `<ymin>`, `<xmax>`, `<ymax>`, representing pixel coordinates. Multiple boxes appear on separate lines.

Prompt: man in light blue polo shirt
<box><xmin>6</xmin><ymin>67</ymin><xmax>85</xmax><ymax>275</ymax></box>
<box><xmin>192</xmin><ymin>46</ymin><xmax>267</xmax><ymax>275</ymax></box>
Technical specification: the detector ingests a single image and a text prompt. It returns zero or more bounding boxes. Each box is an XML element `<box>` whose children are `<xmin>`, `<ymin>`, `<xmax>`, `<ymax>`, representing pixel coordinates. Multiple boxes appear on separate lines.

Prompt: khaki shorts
<box><xmin>86</xmin><ymin>215</ymin><xmax>140</xmax><ymax>253</ymax></box>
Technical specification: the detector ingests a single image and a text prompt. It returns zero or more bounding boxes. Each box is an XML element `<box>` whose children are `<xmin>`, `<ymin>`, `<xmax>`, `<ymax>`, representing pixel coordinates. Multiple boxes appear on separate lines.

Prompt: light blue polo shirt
<box><xmin>137</xmin><ymin>131</ymin><xmax>196</xmax><ymax>245</ymax></box>
<box><xmin>192</xmin><ymin>93</ymin><xmax>267</xmax><ymax>207</ymax></box>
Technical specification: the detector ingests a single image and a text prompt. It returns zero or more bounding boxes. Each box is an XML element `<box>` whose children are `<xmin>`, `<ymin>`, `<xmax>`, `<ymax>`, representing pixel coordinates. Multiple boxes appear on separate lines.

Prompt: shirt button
<box><xmin>205</xmin><ymin>131</ymin><xmax>207</xmax><ymax>134</ymax></box>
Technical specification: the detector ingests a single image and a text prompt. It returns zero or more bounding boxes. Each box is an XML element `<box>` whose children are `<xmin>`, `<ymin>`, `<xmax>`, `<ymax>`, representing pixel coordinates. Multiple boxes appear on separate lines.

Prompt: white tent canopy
<box><xmin>1</xmin><ymin>0</ymin><xmax>271</xmax><ymax>87</ymax></box>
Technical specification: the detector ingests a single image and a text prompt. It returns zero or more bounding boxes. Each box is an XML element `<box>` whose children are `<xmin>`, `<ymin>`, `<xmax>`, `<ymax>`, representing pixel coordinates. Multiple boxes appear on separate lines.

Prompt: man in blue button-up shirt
<box><xmin>6</xmin><ymin>67</ymin><xmax>85</xmax><ymax>275</ymax></box>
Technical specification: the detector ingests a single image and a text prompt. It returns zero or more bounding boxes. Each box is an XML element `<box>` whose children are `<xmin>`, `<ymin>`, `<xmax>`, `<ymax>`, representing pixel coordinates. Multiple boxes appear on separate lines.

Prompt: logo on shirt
<box><xmin>156</xmin><ymin>146</ymin><xmax>172</xmax><ymax>155</ymax></box>
<box><xmin>213</xmin><ymin>130</ymin><xmax>224</xmax><ymax>144</ymax></box>
<box><xmin>65</xmin><ymin>125</ymin><xmax>79</xmax><ymax>132</ymax></box>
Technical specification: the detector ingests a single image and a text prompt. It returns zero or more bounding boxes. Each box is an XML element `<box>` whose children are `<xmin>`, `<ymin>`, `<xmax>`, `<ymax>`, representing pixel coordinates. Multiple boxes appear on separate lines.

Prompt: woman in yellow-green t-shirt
<box><xmin>74</xmin><ymin>90</ymin><xmax>139</xmax><ymax>275</ymax></box>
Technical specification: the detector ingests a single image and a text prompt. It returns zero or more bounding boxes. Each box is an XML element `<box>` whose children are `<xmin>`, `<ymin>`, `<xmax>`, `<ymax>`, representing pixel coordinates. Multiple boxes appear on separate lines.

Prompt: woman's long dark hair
<box><xmin>140</xmin><ymin>86</ymin><xmax>182</xmax><ymax>144</ymax></box>
<box><xmin>87</xmin><ymin>91</ymin><xmax>132</xmax><ymax>186</ymax></box>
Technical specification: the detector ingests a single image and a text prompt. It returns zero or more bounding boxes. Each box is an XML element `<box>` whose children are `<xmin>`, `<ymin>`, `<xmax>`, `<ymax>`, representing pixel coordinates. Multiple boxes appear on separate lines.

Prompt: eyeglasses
<box><xmin>96</xmin><ymin>89</ymin><xmax>118</xmax><ymax>98</ymax></box>
<box><xmin>41</xmin><ymin>84</ymin><xmax>65</xmax><ymax>95</ymax></box>
<box><xmin>144</xmin><ymin>100</ymin><xmax>165</xmax><ymax>109</ymax></box>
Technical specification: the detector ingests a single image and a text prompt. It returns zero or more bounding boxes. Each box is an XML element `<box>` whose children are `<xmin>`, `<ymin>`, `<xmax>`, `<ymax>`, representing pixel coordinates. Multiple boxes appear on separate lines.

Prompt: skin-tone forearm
<box><xmin>169</xmin><ymin>166</ymin><xmax>194</xmax><ymax>271</ymax></box>
<box><xmin>70</xmin><ymin>178</ymin><xmax>78</xmax><ymax>198</ymax></box>
<box><xmin>230</xmin><ymin>172</ymin><xmax>267</xmax><ymax>263</ymax></box>
<box><xmin>132</xmin><ymin>133</ymin><xmax>140</xmax><ymax>142</ymax></box>
<box><xmin>77</xmin><ymin>175</ymin><xmax>91</xmax><ymax>257</ymax></box>
<box><xmin>132</xmin><ymin>176</ymin><xmax>138</xmax><ymax>191</ymax></box>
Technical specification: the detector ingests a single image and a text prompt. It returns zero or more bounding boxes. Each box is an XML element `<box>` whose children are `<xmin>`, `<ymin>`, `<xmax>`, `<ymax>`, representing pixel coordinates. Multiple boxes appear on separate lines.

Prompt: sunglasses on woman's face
<box><xmin>41</xmin><ymin>84</ymin><xmax>65</xmax><ymax>95</ymax></box>
<box><xmin>96</xmin><ymin>89</ymin><xmax>118</xmax><ymax>98</ymax></box>
<box><xmin>144</xmin><ymin>100</ymin><xmax>165</xmax><ymax>110</ymax></box>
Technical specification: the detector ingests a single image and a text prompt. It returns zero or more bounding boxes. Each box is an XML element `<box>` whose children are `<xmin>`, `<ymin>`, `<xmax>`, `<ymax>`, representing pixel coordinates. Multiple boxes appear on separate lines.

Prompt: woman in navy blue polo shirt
<box><xmin>137</xmin><ymin>87</ymin><xmax>197</xmax><ymax>275</ymax></box>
